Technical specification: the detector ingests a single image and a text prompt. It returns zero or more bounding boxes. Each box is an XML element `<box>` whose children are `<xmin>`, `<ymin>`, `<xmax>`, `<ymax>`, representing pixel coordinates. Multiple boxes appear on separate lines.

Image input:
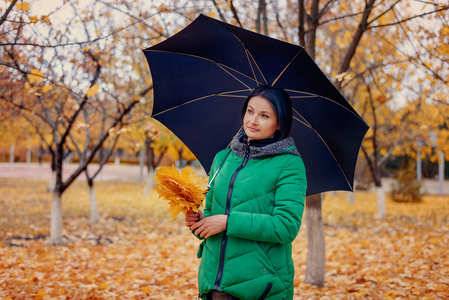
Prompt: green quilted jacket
<box><xmin>197</xmin><ymin>132</ymin><xmax>307</xmax><ymax>299</ymax></box>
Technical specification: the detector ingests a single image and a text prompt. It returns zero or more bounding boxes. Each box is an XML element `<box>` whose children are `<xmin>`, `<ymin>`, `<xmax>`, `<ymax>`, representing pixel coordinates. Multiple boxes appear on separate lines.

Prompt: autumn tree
<box><xmin>327</xmin><ymin>1</ymin><xmax>449</xmax><ymax>217</ymax></box>
<box><xmin>296</xmin><ymin>0</ymin><xmax>448</xmax><ymax>285</ymax></box>
<box><xmin>0</xmin><ymin>0</ymin><xmax>162</xmax><ymax>244</ymax></box>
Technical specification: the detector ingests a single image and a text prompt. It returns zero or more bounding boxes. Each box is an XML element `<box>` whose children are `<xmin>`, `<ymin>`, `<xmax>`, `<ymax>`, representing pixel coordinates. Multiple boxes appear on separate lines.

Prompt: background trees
<box><xmin>1</xmin><ymin>0</ymin><xmax>448</xmax><ymax>286</ymax></box>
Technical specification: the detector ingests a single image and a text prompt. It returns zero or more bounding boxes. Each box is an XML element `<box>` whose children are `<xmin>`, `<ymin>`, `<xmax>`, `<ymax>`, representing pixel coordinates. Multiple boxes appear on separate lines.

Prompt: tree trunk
<box><xmin>348</xmin><ymin>191</ymin><xmax>356</xmax><ymax>205</ymax></box>
<box><xmin>37</xmin><ymin>144</ymin><xmax>43</xmax><ymax>179</ymax></box>
<box><xmin>10</xmin><ymin>144</ymin><xmax>14</xmax><ymax>164</ymax></box>
<box><xmin>50</xmin><ymin>190</ymin><xmax>63</xmax><ymax>245</ymax></box>
<box><xmin>302</xmin><ymin>0</ymin><xmax>326</xmax><ymax>287</ymax></box>
<box><xmin>145</xmin><ymin>139</ymin><xmax>153</xmax><ymax>173</ymax></box>
<box><xmin>48</xmin><ymin>170</ymin><xmax>56</xmax><ymax>193</ymax></box>
<box><xmin>139</xmin><ymin>148</ymin><xmax>145</xmax><ymax>181</ymax></box>
<box><xmin>256</xmin><ymin>0</ymin><xmax>268</xmax><ymax>35</ymax></box>
<box><xmin>142</xmin><ymin>169</ymin><xmax>156</xmax><ymax>198</ymax></box>
<box><xmin>26</xmin><ymin>146</ymin><xmax>31</xmax><ymax>165</ymax></box>
<box><xmin>298</xmin><ymin>0</ymin><xmax>306</xmax><ymax>46</ymax></box>
<box><xmin>304</xmin><ymin>193</ymin><xmax>325</xmax><ymax>287</ymax></box>
<box><xmin>38</xmin><ymin>162</ymin><xmax>42</xmax><ymax>179</ymax></box>
<box><xmin>89</xmin><ymin>181</ymin><xmax>100</xmax><ymax>223</ymax></box>
<box><xmin>376</xmin><ymin>185</ymin><xmax>386</xmax><ymax>218</ymax></box>
<box><xmin>439</xmin><ymin>152</ymin><xmax>445</xmax><ymax>195</ymax></box>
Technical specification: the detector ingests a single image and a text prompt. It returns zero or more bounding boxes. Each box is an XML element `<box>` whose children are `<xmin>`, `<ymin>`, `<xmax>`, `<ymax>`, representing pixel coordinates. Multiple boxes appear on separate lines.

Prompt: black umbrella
<box><xmin>143</xmin><ymin>14</ymin><xmax>368</xmax><ymax>196</ymax></box>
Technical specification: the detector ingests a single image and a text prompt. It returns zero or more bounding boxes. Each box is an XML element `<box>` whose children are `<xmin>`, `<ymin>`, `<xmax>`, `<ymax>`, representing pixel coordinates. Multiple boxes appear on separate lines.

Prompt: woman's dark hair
<box><xmin>241</xmin><ymin>85</ymin><xmax>293</xmax><ymax>139</ymax></box>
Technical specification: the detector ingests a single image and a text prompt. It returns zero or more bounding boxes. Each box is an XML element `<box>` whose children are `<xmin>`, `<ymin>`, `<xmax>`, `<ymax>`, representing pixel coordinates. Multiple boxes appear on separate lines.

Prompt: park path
<box><xmin>1</xmin><ymin>162</ymin><xmax>448</xmax><ymax>195</ymax></box>
<box><xmin>0</xmin><ymin>162</ymin><xmax>144</xmax><ymax>182</ymax></box>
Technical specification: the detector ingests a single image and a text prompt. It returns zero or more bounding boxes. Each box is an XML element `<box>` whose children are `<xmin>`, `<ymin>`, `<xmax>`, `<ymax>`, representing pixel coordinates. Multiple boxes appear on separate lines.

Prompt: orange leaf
<box><xmin>15</xmin><ymin>2</ymin><xmax>30</xmax><ymax>12</ymax></box>
<box><xmin>154</xmin><ymin>165</ymin><xmax>207</xmax><ymax>222</ymax></box>
<box><xmin>85</xmin><ymin>84</ymin><xmax>99</xmax><ymax>97</ymax></box>
<box><xmin>28</xmin><ymin>69</ymin><xmax>44</xmax><ymax>84</ymax></box>
<box><xmin>35</xmin><ymin>290</ymin><xmax>47</xmax><ymax>300</ymax></box>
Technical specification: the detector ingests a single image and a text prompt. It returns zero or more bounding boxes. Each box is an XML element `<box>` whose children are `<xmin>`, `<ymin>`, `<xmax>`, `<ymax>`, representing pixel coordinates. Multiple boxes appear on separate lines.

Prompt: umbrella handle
<box><xmin>207</xmin><ymin>149</ymin><xmax>232</xmax><ymax>189</ymax></box>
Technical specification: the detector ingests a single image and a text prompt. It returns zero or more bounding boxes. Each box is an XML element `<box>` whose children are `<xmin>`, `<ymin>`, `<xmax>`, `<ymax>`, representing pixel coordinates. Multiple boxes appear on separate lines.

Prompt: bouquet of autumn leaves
<box><xmin>154</xmin><ymin>165</ymin><xmax>208</xmax><ymax>222</ymax></box>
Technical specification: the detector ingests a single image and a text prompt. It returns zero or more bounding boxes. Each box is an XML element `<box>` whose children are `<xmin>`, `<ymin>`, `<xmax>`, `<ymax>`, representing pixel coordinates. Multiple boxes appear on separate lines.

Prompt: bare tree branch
<box><xmin>368</xmin><ymin>5</ymin><xmax>449</xmax><ymax>29</ymax></box>
<box><xmin>0</xmin><ymin>0</ymin><xmax>18</xmax><ymax>27</ymax></box>
<box><xmin>210</xmin><ymin>0</ymin><xmax>228</xmax><ymax>22</ymax></box>
<box><xmin>59</xmin><ymin>50</ymin><xmax>101</xmax><ymax>148</ymax></box>
<box><xmin>318</xmin><ymin>0</ymin><xmax>336</xmax><ymax>19</ymax></box>
<box><xmin>389</xmin><ymin>5</ymin><xmax>448</xmax><ymax>84</ymax></box>
<box><xmin>230</xmin><ymin>0</ymin><xmax>242</xmax><ymax>27</ymax></box>
<box><xmin>336</xmin><ymin>0</ymin><xmax>376</xmax><ymax>90</ymax></box>
<box><xmin>298</xmin><ymin>0</ymin><xmax>306</xmax><ymax>47</ymax></box>
<box><xmin>368</xmin><ymin>0</ymin><xmax>401</xmax><ymax>25</ymax></box>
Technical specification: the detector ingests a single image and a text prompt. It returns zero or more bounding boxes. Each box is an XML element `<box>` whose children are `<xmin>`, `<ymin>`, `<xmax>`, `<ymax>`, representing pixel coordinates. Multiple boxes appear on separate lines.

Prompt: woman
<box><xmin>185</xmin><ymin>85</ymin><xmax>307</xmax><ymax>300</ymax></box>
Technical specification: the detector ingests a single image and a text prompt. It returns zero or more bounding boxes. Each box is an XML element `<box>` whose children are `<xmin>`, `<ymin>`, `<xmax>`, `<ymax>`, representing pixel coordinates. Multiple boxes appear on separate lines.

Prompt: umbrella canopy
<box><xmin>143</xmin><ymin>14</ymin><xmax>369</xmax><ymax>196</ymax></box>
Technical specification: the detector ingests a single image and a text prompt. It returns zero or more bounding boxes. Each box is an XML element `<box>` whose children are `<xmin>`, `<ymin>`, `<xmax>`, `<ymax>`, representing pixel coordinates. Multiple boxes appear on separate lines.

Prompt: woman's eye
<box><xmin>247</xmin><ymin>109</ymin><xmax>253</xmax><ymax>114</ymax></box>
<box><xmin>262</xmin><ymin>114</ymin><xmax>269</xmax><ymax>119</ymax></box>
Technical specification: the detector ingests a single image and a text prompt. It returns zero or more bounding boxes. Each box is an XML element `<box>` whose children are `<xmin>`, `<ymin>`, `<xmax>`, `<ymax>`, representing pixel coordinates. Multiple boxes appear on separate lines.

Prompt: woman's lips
<box><xmin>247</xmin><ymin>126</ymin><xmax>259</xmax><ymax>132</ymax></box>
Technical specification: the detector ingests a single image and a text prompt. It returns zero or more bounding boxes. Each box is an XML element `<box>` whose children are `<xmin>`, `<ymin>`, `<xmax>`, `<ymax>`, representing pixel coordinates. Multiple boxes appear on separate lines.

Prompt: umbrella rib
<box><xmin>152</xmin><ymin>90</ymin><xmax>248</xmax><ymax>117</ymax></box>
<box><xmin>152</xmin><ymin>95</ymin><xmax>213</xmax><ymax>117</ymax></box>
<box><xmin>244</xmin><ymin>49</ymin><xmax>258</xmax><ymax>85</ymax></box>
<box><xmin>245</xmin><ymin>49</ymin><xmax>268</xmax><ymax>85</ymax></box>
<box><xmin>290</xmin><ymin>95</ymin><xmax>319</xmax><ymax>98</ymax></box>
<box><xmin>216</xmin><ymin>64</ymin><xmax>252</xmax><ymax>90</ymax></box>
<box><xmin>145</xmin><ymin>49</ymin><xmax>264</xmax><ymax>87</ymax></box>
<box><xmin>293</xmin><ymin>111</ymin><xmax>354</xmax><ymax>191</ymax></box>
<box><xmin>287</xmin><ymin>88</ymin><xmax>367</xmax><ymax>124</ymax></box>
<box><xmin>272</xmin><ymin>48</ymin><xmax>304</xmax><ymax>86</ymax></box>
<box><xmin>292</xmin><ymin>109</ymin><xmax>313</xmax><ymax>128</ymax></box>
<box><xmin>219</xmin><ymin>89</ymin><xmax>252</xmax><ymax>96</ymax></box>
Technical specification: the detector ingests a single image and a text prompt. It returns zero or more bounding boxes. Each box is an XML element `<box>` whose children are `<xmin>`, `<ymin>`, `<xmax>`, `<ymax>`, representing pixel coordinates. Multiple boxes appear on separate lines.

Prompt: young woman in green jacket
<box><xmin>186</xmin><ymin>86</ymin><xmax>307</xmax><ymax>300</ymax></box>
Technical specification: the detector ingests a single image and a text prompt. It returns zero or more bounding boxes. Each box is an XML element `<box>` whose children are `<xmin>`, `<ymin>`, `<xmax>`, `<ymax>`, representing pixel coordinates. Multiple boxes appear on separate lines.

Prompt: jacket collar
<box><xmin>230</xmin><ymin>130</ymin><xmax>300</xmax><ymax>159</ymax></box>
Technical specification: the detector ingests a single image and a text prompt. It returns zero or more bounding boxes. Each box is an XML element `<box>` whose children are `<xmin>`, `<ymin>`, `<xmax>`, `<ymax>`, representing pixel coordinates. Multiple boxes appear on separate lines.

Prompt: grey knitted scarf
<box><xmin>230</xmin><ymin>131</ymin><xmax>300</xmax><ymax>159</ymax></box>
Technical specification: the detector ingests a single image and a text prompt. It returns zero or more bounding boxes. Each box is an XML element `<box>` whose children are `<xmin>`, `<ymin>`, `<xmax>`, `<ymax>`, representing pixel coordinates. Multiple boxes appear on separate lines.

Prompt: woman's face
<box><xmin>243</xmin><ymin>96</ymin><xmax>279</xmax><ymax>140</ymax></box>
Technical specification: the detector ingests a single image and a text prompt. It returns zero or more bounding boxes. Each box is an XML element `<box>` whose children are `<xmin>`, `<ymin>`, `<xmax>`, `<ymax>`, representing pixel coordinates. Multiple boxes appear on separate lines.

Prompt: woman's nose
<box><xmin>249</xmin><ymin>115</ymin><xmax>258</xmax><ymax>124</ymax></box>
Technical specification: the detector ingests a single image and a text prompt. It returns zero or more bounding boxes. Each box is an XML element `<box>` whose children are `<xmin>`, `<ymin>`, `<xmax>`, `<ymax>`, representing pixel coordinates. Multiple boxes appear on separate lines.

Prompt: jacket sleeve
<box><xmin>226</xmin><ymin>156</ymin><xmax>307</xmax><ymax>244</ymax></box>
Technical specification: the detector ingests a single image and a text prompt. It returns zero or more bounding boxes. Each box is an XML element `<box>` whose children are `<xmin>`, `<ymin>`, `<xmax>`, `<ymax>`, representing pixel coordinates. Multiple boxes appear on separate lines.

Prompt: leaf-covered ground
<box><xmin>1</xmin><ymin>177</ymin><xmax>448</xmax><ymax>299</ymax></box>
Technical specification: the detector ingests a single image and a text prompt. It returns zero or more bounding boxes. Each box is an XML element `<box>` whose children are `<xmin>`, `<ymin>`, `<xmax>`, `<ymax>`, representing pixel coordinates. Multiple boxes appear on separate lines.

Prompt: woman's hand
<box><xmin>185</xmin><ymin>209</ymin><xmax>204</xmax><ymax>227</ymax></box>
<box><xmin>189</xmin><ymin>215</ymin><xmax>228</xmax><ymax>239</ymax></box>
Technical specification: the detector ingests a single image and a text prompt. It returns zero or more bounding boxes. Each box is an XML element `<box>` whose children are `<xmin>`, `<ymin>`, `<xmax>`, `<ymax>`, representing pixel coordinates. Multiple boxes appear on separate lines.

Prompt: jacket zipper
<box><xmin>258</xmin><ymin>283</ymin><xmax>273</xmax><ymax>300</ymax></box>
<box><xmin>214</xmin><ymin>140</ymin><xmax>251</xmax><ymax>290</ymax></box>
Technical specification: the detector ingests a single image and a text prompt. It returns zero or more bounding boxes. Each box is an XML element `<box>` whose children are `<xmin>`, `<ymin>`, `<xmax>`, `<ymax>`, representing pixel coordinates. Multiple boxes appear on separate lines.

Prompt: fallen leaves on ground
<box><xmin>0</xmin><ymin>177</ymin><xmax>448</xmax><ymax>299</ymax></box>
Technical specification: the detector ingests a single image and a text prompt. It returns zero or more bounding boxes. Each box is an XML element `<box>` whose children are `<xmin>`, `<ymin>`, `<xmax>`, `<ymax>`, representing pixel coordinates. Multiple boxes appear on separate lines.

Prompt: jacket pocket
<box><xmin>258</xmin><ymin>283</ymin><xmax>273</xmax><ymax>300</ymax></box>
<box><xmin>197</xmin><ymin>240</ymin><xmax>206</xmax><ymax>258</ymax></box>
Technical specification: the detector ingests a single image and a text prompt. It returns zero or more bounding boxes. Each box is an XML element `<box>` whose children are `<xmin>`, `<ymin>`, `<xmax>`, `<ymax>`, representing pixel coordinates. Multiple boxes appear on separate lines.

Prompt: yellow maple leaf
<box><xmin>30</xmin><ymin>16</ymin><xmax>38</xmax><ymax>24</ymax></box>
<box><xmin>35</xmin><ymin>290</ymin><xmax>47</xmax><ymax>300</ymax></box>
<box><xmin>141</xmin><ymin>287</ymin><xmax>152</xmax><ymax>294</ymax></box>
<box><xmin>99</xmin><ymin>282</ymin><xmax>109</xmax><ymax>289</ymax></box>
<box><xmin>43</xmin><ymin>85</ymin><xmax>52</xmax><ymax>93</ymax></box>
<box><xmin>28</xmin><ymin>69</ymin><xmax>44</xmax><ymax>84</ymax></box>
<box><xmin>41</xmin><ymin>15</ymin><xmax>51</xmax><ymax>25</ymax></box>
<box><xmin>15</xmin><ymin>2</ymin><xmax>30</xmax><ymax>12</ymax></box>
<box><xmin>154</xmin><ymin>165</ymin><xmax>207</xmax><ymax>222</ymax></box>
<box><xmin>85</xmin><ymin>84</ymin><xmax>99</xmax><ymax>97</ymax></box>
<box><xmin>158</xmin><ymin>4</ymin><xmax>172</xmax><ymax>12</ymax></box>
